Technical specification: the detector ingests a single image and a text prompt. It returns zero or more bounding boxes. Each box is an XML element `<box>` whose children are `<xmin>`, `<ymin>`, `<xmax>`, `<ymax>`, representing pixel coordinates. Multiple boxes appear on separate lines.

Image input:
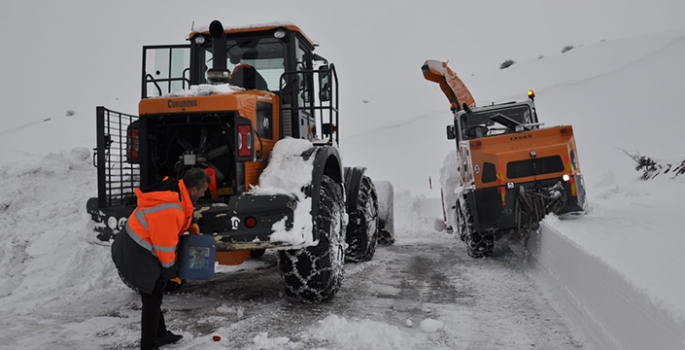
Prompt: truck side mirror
<box><xmin>446</xmin><ymin>125</ymin><xmax>456</xmax><ymax>140</ymax></box>
<box><xmin>318</xmin><ymin>65</ymin><xmax>331</xmax><ymax>102</ymax></box>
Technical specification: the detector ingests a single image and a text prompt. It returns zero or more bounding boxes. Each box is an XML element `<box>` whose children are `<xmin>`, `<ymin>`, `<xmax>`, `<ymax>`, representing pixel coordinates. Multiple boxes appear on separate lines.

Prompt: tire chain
<box><xmin>458</xmin><ymin>197</ymin><xmax>494</xmax><ymax>258</ymax></box>
<box><xmin>346</xmin><ymin>176</ymin><xmax>379</xmax><ymax>262</ymax></box>
<box><xmin>278</xmin><ymin>176</ymin><xmax>345</xmax><ymax>303</ymax></box>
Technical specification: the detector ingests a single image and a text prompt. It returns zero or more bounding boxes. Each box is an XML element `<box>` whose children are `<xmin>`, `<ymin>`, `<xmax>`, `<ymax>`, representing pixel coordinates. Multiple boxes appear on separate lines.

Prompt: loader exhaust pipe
<box><xmin>207</xmin><ymin>20</ymin><xmax>230</xmax><ymax>84</ymax></box>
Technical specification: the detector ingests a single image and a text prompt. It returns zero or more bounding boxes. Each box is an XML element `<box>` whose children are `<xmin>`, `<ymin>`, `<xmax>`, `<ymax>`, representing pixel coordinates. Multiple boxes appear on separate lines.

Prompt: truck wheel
<box><xmin>465</xmin><ymin>232</ymin><xmax>495</xmax><ymax>259</ymax></box>
<box><xmin>345</xmin><ymin>176</ymin><xmax>379</xmax><ymax>262</ymax></box>
<box><xmin>459</xmin><ymin>202</ymin><xmax>494</xmax><ymax>258</ymax></box>
<box><xmin>278</xmin><ymin>175</ymin><xmax>345</xmax><ymax>303</ymax></box>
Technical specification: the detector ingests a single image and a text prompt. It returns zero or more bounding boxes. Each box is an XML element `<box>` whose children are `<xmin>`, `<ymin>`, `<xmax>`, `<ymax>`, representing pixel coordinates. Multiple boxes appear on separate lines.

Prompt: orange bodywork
<box><xmin>215</xmin><ymin>250</ymin><xmax>251</xmax><ymax>265</ymax></box>
<box><xmin>139</xmin><ymin>91</ymin><xmax>279</xmax><ymax>190</ymax></box>
<box><xmin>422</xmin><ymin>59</ymin><xmax>476</xmax><ymax>110</ymax></box>
<box><xmin>466</xmin><ymin>125</ymin><xmax>581</xmax><ymax>190</ymax></box>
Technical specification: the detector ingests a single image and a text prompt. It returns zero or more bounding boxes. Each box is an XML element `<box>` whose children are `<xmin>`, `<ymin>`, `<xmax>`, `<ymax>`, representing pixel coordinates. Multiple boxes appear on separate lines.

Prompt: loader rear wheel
<box><xmin>278</xmin><ymin>175</ymin><xmax>345</xmax><ymax>303</ymax></box>
<box><xmin>345</xmin><ymin>176</ymin><xmax>379</xmax><ymax>262</ymax></box>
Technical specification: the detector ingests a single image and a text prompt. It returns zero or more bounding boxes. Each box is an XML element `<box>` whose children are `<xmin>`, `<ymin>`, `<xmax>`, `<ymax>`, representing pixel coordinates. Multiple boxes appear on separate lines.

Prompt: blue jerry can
<box><xmin>177</xmin><ymin>234</ymin><xmax>216</xmax><ymax>280</ymax></box>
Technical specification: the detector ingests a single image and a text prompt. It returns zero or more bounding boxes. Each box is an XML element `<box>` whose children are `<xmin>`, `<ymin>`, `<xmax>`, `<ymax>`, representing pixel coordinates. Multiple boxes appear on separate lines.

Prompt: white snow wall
<box><xmin>527</xmin><ymin>223</ymin><xmax>685</xmax><ymax>350</ymax></box>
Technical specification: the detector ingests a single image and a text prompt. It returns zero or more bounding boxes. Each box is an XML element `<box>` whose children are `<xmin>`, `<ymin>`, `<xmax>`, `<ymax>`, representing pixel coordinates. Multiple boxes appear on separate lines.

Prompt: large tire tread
<box><xmin>459</xmin><ymin>198</ymin><xmax>494</xmax><ymax>259</ymax></box>
<box><xmin>277</xmin><ymin>175</ymin><xmax>345</xmax><ymax>303</ymax></box>
<box><xmin>345</xmin><ymin>176</ymin><xmax>379</xmax><ymax>262</ymax></box>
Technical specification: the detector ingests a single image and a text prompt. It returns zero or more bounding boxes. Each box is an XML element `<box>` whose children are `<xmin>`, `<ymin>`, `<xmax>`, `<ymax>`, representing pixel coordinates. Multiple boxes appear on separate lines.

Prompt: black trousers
<box><xmin>139</xmin><ymin>279</ymin><xmax>168</xmax><ymax>350</ymax></box>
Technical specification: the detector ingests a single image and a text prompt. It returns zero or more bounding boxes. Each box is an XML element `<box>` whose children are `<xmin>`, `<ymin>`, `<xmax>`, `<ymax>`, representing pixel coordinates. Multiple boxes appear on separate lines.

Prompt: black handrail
<box><xmin>278</xmin><ymin>64</ymin><xmax>339</xmax><ymax>146</ymax></box>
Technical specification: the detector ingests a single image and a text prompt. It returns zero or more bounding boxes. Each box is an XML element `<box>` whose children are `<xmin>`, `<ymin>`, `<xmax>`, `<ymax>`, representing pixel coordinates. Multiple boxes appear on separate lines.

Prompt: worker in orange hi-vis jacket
<box><xmin>112</xmin><ymin>167</ymin><xmax>210</xmax><ymax>350</ymax></box>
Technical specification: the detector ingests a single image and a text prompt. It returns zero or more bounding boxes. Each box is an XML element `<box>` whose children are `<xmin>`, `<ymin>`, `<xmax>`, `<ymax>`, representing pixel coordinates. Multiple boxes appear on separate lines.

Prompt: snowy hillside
<box><xmin>0</xmin><ymin>19</ymin><xmax>684</xmax><ymax>349</ymax></box>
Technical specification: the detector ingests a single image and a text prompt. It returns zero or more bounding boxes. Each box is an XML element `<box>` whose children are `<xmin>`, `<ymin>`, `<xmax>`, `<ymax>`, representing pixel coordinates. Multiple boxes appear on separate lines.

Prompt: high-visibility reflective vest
<box><xmin>125</xmin><ymin>179</ymin><xmax>194</xmax><ymax>269</ymax></box>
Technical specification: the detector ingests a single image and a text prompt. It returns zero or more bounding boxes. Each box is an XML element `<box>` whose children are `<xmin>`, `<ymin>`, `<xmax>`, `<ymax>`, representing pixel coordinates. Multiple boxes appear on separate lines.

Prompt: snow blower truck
<box><xmin>86</xmin><ymin>20</ymin><xmax>395</xmax><ymax>302</ymax></box>
<box><xmin>422</xmin><ymin>60</ymin><xmax>586</xmax><ymax>258</ymax></box>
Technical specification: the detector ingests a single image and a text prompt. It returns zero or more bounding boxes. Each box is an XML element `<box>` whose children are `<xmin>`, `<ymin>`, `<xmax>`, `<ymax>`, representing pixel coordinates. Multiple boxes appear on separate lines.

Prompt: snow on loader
<box><xmin>422</xmin><ymin>60</ymin><xmax>586</xmax><ymax>258</ymax></box>
<box><xmin>86</xmin><ymin>20</ymin><xmax>395</xmax><ymax>302</ymax></box>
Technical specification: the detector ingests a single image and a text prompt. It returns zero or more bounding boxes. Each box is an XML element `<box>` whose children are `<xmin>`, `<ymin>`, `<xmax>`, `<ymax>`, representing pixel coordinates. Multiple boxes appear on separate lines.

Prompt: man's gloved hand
<box><xmin>170</xmin><ymin>277</ymin><xmax>182</xmax><ymax>285</ymax></box>
<box><xmin>189</xmin><ymin>223</ymin><xmax>201</xmax><ymax>235</ymax></box>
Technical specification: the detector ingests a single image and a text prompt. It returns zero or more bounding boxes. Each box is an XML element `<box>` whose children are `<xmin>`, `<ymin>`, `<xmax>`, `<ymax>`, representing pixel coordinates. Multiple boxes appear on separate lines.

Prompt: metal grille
<box><xmin>507</xmin><ymin>156</ymin><xmax>565</xmax><ymax>179</ymax></box>
<box><xmin>96</xmin><ymin>107</ymin><xmax>140</xmax><ymax>208</ymax></box>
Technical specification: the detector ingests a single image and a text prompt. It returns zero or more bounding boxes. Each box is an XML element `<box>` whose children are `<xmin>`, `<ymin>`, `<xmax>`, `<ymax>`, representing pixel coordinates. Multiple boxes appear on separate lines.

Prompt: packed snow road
<box><xmin>68</xmin><ymin>234</ymin><xmax>581</xmax><ymax>350</ymax></box>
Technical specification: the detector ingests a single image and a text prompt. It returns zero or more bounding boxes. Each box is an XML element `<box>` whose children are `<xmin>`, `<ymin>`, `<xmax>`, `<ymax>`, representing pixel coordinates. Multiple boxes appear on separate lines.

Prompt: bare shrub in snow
<box><xmin>621</xmin><ymin>149</ymin><xmax>685</xmax><ymax>180</ymax></box>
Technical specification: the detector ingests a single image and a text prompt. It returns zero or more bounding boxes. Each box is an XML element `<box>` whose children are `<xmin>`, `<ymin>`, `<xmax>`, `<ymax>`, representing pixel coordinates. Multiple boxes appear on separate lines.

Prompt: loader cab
<box><xmin>140</xmin><ymin>22</ymin><xmax>337</xmax><ymax>143</ymax></box>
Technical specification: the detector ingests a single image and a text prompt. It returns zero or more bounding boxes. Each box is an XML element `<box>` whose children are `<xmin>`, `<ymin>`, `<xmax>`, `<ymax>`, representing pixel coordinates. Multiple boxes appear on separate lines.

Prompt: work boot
<box><xmin>156</xmin><ymin>330</ymin><xmax>183</xmax><ymax>347</ymax></box>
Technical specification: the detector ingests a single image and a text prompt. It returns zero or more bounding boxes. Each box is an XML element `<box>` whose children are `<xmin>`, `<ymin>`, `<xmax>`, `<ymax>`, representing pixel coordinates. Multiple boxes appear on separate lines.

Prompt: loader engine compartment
<box><xmin>142</xmin><ymin>113</ymin><xmax>239</xmax><ymax>196</ymax></box>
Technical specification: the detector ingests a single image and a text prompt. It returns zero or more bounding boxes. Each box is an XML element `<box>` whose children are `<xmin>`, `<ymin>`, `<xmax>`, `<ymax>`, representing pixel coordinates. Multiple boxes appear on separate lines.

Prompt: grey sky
<box><xmin>1</xmin><ymin>0</ymin><xmax>683</xmax><ymax>131</ymax></box>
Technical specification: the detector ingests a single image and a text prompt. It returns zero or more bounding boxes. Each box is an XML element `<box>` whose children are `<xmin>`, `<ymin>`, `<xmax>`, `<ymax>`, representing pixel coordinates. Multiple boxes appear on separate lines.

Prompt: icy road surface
<box><xmin>0</xmin><ymin>234</ymin><xmax>583</xmax><ymax>350</ymax></box>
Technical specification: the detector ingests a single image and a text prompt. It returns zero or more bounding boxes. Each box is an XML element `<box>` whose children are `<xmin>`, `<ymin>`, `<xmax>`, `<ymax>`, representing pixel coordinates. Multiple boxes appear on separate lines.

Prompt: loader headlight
<box><xmin>562</xmin><ymin>174</ymin><xmax>571</xmax><ymax>182</ymax></box>
<box><xmin>206</xmin><ymin>69</ymin><xmax>231</xmax><ymax>83</ymax></box>
<box><xmin>194</xmin><ymin>35</ymin><xmax>206</xmax><ymax>45</ymax></box>
<box><xmin>274</xmin><ymin>30</ymin><xmax>286</xmax><ymax>39</ymax></box>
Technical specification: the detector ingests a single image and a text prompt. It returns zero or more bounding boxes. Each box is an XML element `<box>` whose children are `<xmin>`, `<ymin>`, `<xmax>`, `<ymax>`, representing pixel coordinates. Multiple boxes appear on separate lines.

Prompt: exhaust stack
<box><xmin>206</xmin><ymin>20</ymin><xmax>230</xmax><ymax>84</ymax></box>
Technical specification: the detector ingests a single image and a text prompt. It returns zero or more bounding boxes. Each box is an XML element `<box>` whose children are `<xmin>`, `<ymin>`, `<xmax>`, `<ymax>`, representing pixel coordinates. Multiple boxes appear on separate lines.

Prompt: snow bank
<box><xmin>419</xmin><ymin>318</ymin><xmax>444</xmax><ymax>333</ymax></box>
<box><xmin>439</xmin><ymin>148</ymin><xmax>461</xmax><ymax>231</ymax></box>
<box><xmin>302</xmin><ymin>314</ymin><xmax>425</xmax><ymax>350</ymax></box>
<box><xmin>528</xmin><ymin>221</ymin><xmax>685</xmax><ymax>350</ymax></box>
<box><xmin>0</xmin><ymin>148</ymin><xmax>123</xmax><ymax>314</ymax></box>
<box><xmin>391</xmin><ymin>187</ymin><xmax>447</xmax><ymax>242</ymax></box>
